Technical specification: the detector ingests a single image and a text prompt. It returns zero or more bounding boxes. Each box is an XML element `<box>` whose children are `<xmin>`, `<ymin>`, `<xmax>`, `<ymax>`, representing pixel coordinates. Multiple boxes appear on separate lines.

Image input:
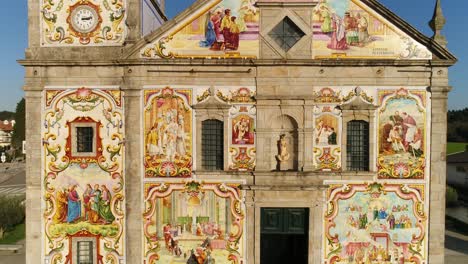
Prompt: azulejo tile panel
<box><xmin>41</xmin><ymin>0</ymin><xmax>127</xmax><ymax>46</ymax></box>
<box><xmin>143</xmin><ymin>181</ymin><xmax>246</xmax><ymax>264</ymax></box>
<box><xmin>42</xmin><ymin>88</ymin><xmax>125</xmax><ymax>263</ymax></box>
<box><xmin>324</xmin><ymin>182</ymin><xmax>427</xmax><ymax>264</ymax></box>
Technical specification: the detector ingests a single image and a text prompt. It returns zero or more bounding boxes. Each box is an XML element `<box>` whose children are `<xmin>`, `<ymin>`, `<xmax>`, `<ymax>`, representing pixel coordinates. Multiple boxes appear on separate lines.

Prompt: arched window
<box><xmin>346</xmin><ymin>120</ymin><xmax>369</xmax><ymax>171</ymax></box>
<box><xmin>202</xmin><ymin>119</ymin><xmax>224</xmax><ymax>170</ymax></box>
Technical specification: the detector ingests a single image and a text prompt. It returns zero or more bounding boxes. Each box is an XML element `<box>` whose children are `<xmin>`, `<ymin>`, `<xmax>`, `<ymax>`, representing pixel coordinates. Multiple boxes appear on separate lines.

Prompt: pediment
<box><xmin>312</xmin><ymin>0</ymin><xmax>432</xmax><ymax>59</ymax></box>
<box><xmin>127</xmin><ymin>0</ymin><xmax>455</xmax><ymax>61</ymax></box>
<box><xmin>140</xmin><ymin>0</ymin><xmax>260</xmax><ymax>59</ymax></box>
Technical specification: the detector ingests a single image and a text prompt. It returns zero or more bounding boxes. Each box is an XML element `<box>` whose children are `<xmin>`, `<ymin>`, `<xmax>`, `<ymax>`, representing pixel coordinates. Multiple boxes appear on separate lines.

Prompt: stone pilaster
<box><xmin>123</xmin><ymin>89</ymin><xmax>143</xmax><ymax>262</ymax></box>
<box><xmin>24</xmin><ymin>90</ymin><xmax>42</xmax><ymax>264</ymax></box>
<box><xmin>126</xmin><ymin>0</ymin><xmax>142</xmax><ymax>44</ymax></box>
<box><xmin>428</xmin><ymin>85</ymin><xmax>451</xmax><ymax>264</ymax></box>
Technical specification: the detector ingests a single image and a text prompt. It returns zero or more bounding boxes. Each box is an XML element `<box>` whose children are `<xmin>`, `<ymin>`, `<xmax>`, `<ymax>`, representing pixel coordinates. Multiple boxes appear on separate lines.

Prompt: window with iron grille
<box><xmin>76</xmin><ymin>127</ymin><xmax>94</xmax><ymax>153</ymax></box>
<box><xmin>268</xmin><ymin>16</ymin><xmax>305</xmax><ymax>51</ymax></box>
<box><xmin>77</xmin><ymin>241</ymin><xmax>93</xmax><ymax>264</ymax></box>
<box><xmin>202</xmin><ymin>119</ymin><xmax>224</xmax><ymax>170</ymax></box>
<box><xmin>346</xmin><ymin>120</ymin><xmax>369</xmax><ymax>171</ymax></box>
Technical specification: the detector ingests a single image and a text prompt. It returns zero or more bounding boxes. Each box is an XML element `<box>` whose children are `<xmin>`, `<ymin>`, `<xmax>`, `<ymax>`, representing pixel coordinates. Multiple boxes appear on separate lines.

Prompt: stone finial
<box><xmin>429</xmin><ymin>0</ymin><xmax>447</xmax><ymax>47</ymax></box>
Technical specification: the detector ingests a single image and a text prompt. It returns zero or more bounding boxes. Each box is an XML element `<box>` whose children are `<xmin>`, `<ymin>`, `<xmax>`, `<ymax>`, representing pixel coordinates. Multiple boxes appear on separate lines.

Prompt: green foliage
<box><xmin>0</xmin><ymin>223</ymin><xmax>25</xmax><ymax>244</ymax></box>
<box><xmin>49</xmin><ymin>222</ymin><xmax>119</xmax><ymax>238</ymax></box>
<box><xmin>0</xmin><ymin>111</ymin><xmax>15</xmax><ymax>121</ymax></box>
<box><xmin>11</xmin><ymin>98</ymin><xmax>25</xmax><ymax>153</ymax></box>
<box><xmin>448</xmin><ymin>108</ymin><xmax>468</xmax><ymax>142</ymax></box>
<box><xmin>0</xmin><ymin>195</ymin><xmax>25</xmax><ymax>236</ymax></box>
<box><xmin>446</xmin><ymin>185</ymin><xmax>459</xmax><ymax>207</ymax></box>
<box><xmin>447</xmin><ymin>142</ymin><xmax>468</xmax><ymax>155</ymax></box>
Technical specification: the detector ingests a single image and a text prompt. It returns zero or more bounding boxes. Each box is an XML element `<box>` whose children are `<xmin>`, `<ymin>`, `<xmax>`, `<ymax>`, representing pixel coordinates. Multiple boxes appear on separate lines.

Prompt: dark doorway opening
<box><xmin>260</xmin><ymin>208</ymin><xmax>309</xmax><ymax>264</ymax></box>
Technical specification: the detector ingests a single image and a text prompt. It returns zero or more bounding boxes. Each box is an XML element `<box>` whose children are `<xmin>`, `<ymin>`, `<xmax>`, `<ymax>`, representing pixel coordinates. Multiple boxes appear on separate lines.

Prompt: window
<box><xmin>268</xmin><ymin>16</ymin><xmax>305</xmax><ymax>51</ymax></box>
<box><xmin>76</xmin><ymin>127</ymin><xmax>94</xmax><ymax>153</ymax></box>
<box><xmin>346</xmin><ymin>120</ymin><xmax>369</xmax><ymax>171</ymax></box>
<box><xmin>77</xmin><ymin>241</ymin><xmax>93</xmax><ymax>264</ymax></box>
<box><xmin>202</xmin><ymin>119</ymin><xmax>224</xmax><ymax>170</ymax></box>
<box><xmin>70</xmin><ymin>122</ymin><xmax>98</xmax><ymax>157</ymax></box>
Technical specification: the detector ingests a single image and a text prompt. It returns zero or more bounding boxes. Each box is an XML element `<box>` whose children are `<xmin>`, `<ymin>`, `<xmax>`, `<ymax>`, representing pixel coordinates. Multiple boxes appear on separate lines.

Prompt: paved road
<box><xmin>0</xmin><ymin>163</ymin><xmax>25</xmax><ymax>197</ymax></box>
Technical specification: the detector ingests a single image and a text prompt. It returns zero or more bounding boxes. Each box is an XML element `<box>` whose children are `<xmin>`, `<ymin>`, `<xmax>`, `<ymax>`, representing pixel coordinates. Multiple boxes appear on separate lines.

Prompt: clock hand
<box><xmin>81</xmin><ymin>16</ymin><xmax>93</xmax><ymax>21</ymax></box>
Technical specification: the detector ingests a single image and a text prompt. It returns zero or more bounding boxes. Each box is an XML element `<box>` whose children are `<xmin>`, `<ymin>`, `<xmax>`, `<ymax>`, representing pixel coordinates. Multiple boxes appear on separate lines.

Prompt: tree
<box><xmin>11</xmin><ymin>98</ymin><xmax>25</xmax><ymax>156</ymax></box>
<box><xmin>0</xmin><ymin>111</ymin><xmax>15</xmax><ymax>121</ymax></box>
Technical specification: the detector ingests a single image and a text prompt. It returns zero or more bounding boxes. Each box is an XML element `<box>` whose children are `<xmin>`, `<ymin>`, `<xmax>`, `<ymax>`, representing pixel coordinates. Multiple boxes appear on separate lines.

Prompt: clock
<box><xmin>66</xmin><ymin>1</ymin><xmax>102</xmax><ymax>44</ymax></box>
<box><xmin>70</xmin><ymin>5</ymin><xmax>99</xmax><ymax>33</ymax></box>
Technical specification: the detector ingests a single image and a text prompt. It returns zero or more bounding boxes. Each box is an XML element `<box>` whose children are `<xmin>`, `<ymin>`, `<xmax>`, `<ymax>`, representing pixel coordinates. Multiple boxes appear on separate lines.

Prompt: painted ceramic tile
<box><xmin>324</xmin><ymin>182</ymin><xmax>426</xmax><ymax>264</ymax></box>
<box><xmin>143</xmin><ymin>181</ymin><xmax>246</xmax><ymax>264</ymax></box>
<box><xmin>313</xmin><ymin>105</ymin><xmax>342</xmax><ymax>171</ymax></box>
<box><xmin>42</xmin><ymin>88</ymin><xmax>125</xmax><ymax>263</ymax></box>
<box><xmin>229</xmin><ymin>104</ymin><xmax>256</xmax><ymax>171</ymax></box>
<box><xmin>144</xmin><ymin>88</ymin><xmax>193</xmax><ymax>177</ymax></box>
<box><xmin>377</xmin><ymin>88</ymin><xmax>426</xmax><ymax>179</ymax></box>
<box><xmin>312</xmin><ymin>0</ymin><xmax>431</xmax><ymax>59</ymax></box>
<box><xmin>141</xmin><ymin>0</ymin><xmax>259</xmax><ymax>58</ymax></box>
<box><xmin>41</xmin><ymin>0</ymin><xmax>127</xmax><ymax>46</ymax></box>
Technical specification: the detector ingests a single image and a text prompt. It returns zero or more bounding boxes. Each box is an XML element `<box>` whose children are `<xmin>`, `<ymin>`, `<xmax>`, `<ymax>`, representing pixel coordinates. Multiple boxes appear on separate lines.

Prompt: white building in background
<box><xmin>0</xmin><ymin>120</ymin><xmax>15</xmax><ymax>148</ymax></box>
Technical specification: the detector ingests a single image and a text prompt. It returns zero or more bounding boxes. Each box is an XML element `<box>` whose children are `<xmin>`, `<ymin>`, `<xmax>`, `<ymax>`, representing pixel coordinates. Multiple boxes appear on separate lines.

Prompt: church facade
<box><xmin>21</xmin><ymin>0</ymin><xmax>456</xmax><ymax>263</ymax></box>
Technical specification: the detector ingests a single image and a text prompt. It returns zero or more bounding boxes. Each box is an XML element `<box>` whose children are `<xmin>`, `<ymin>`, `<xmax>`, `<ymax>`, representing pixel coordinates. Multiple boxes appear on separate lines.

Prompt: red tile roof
<box><xmin>0</xmin><ymin>121</ymin><xmax>14</xmax><ymax>131</ymax></box>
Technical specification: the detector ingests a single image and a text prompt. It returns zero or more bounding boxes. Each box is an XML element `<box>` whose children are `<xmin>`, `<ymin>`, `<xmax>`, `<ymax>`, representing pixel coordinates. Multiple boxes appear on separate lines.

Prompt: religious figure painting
<box><xmin>141</xmin><ymin>0</ymin><xmax>259</xmax><ymax>58</ymax></box>
<box><xmin>42</xmin><ymin>88</ymin><xmax>125</xmax><ymax>263</ymax></box>
<box><xmin>312</xmin><ymin>0</ymin><xmax>431</xmax><ymax>59</ymax></box>
<box><xmin>377</xmin><ymin>88</ymin><xmax>427</xmax><ymax>179</ymax></box>
<box><xmin>314</xmin><ymin>114</ymin><xmax>339</xmax><ymax>146</ymax></box>
<box><xmin>231</xmin><ymin>114</ymin><xmax>254</xmax><ymax>145</ymax></box>
<box><xmin>313</xmin><ymin>107</ymin><xmax>342</xmax><ymax>171</ymax></box>
<box><xmin>144</xmin><ymin>88</ymin><xmax>193</xmax><ymax>178</ymax></box>
<box><xmin>143</xmin><ymin>181</ymin><xmax>245</xmax><ymax>264</ymax></box>
<box><xmin>49</xmin><ymin>164</ymin><xmax>120</xmax><ymax>231</ymax></box>
<box><xmin>324</xmin><ymin>182</ymin><xmax>427</xmax><ymax>264</ymax></box>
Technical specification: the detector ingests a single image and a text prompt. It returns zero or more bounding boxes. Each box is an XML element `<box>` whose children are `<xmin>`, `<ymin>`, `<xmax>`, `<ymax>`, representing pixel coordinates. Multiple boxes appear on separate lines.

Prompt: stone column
<box><xmin>428</xmin><ymin>85</ymin><xmax>451</xmax><ymax>264</ymax></box>
<box><xmin>24</xmin><ymin>90</ymin><xmax>42</xmax><ymax>264</ymax></box>
<box><xmin>123</xmin><ymin>89</ymin><xmax>143</xmax><ymax>262</ymax></box>
<box><xmin>303</xmin><ymin>103</ymin><xmax>315</xmax><ymax>171</ymax></box>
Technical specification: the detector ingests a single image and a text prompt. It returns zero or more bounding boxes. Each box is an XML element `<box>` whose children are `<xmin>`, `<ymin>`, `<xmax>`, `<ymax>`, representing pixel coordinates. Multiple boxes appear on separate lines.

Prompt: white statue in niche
<box><xmin>276</xmin><ymin>134</ymin><xmax>290</xmax><ymax>163</ymax></box>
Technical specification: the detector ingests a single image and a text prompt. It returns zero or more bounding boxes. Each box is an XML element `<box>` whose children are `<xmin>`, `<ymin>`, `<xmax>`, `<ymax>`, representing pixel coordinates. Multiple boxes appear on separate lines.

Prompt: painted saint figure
<box><xmin>66</xmin><ymin>185</ymin><xmax>81</xmax><ymax>223</ymax></box>
<box><xmin>356</xmin><ymin>13</ymin><xmax>369</xmax><ymax>45</ymax></box>
<box><xmin>227</xmin><ymin>16</ymin><xmax>240</xmax><ymax>50</ymax></box>
<box><xmin>199</xmin><ymin>12</ymin><xmax>217</xmax><ymax>48</ymax></box>
<box><xmin>176</xmin><ymin>115</ymin><xmax>187</xmax><ymax>157</ymax></box>
<box><xmin>233</xmin><ymin>117</ymin><xmax>251</xmax><ymax>144</ymax></box>
<box><xmin>327</xmin><ymin>13</ymin><xmax>348</xmax><ymax>50</ymax></box>
<box><xmin>99</xmin><ymin>185</ymin><xmax>115</xmax><ymax>224</ymax></box>
<box><xmin>53</xmin><ymin>188</ymin><xmax>68</xmax><ymax>223</ymax></box>
<box><xmin>221</xmin><ymin>9</ymin><xmax>232</xmax><ymax>48</ymax></box>
<box><xmin>83</xmin><ymin>184</ymin><xmax>93</xmax><ymax>221</ymax></box>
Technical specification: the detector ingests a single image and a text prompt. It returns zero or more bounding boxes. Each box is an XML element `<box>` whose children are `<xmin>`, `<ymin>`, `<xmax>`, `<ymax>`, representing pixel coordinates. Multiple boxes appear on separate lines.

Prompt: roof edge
<box><xmin>362</xmin><ymin>0</ymin><xmax>457</xmax><ymax>63</ymax></box>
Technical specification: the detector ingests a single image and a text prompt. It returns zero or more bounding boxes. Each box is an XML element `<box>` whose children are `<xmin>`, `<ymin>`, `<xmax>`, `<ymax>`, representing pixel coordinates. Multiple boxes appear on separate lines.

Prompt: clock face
<box><xmin>70</xmin><ymin>5</ymin><xmax>99</xmax><ymax>34</ymax></box>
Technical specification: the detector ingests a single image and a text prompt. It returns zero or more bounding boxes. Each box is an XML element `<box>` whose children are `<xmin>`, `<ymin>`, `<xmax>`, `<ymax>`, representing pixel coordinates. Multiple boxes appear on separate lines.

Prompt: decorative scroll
<box><xmin>143</xmin><ymin>181</ymin><xmax>246</xmax><ymax>264</ymax></box>
<box><xmin>144</xmin><ymin>88</ymin><xmax>193</xmax><ymax>177</ymax></box>
<box><xmin>217</xmin><ymin>87</ymin><xmax>256</xmax><ymax>104</ymax></box>
<box><xmin>42</xmin><ymin>88</ymin><xmax>125</xmax><ymax>263</ymax></box>
<box><xmin>324</xmin><ymin>182</ymin><xmax>427</xmax><ymax>264</ymax></box>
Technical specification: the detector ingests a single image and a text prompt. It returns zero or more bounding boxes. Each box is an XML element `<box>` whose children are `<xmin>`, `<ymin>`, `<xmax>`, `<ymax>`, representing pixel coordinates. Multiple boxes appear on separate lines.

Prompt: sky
<box><xmin>0</xmin><ymin>0</ymin><xmax>465</xmax><ymax>111</ymax></box>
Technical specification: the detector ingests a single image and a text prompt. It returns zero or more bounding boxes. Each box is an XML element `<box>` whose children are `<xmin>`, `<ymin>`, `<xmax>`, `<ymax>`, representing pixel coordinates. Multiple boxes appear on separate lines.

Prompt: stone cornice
<box><xmin>18</xmin><ymin>58</ymin><xmax>456</xmax><ymax>67</ymax></box>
